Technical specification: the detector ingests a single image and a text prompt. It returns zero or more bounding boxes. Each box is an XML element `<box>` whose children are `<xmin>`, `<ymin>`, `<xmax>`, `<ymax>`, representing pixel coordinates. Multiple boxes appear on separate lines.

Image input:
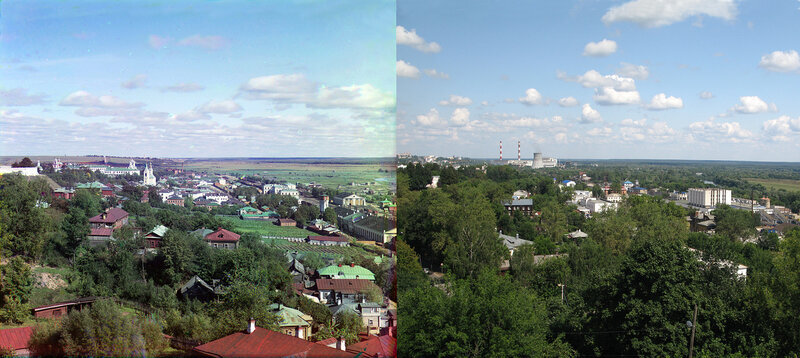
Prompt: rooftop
<box><xmin>192</xmin><ymin>326</ymin><xmax>352</xmax><ymax>357</ymax></box>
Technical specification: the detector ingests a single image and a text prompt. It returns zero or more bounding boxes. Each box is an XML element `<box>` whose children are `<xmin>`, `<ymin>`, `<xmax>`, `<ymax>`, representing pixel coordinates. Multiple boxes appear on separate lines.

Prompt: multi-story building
<box><xmin>688</xmin><ymin>188</ymin><xmax>732</xmax><ymax>208</ymax></box>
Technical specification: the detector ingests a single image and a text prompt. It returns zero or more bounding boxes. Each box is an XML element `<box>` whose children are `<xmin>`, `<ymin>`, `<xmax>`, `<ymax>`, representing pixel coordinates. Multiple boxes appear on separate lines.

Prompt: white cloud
<box><xmin>519</xmin><ymin>88</ymin><xmax>544</xmax><ymax>105</ymax></box>
<box><xmin>416</xmin><ymin>108</ymin><xmax>441</xmax><ymax>126</ymax></box>
<box><xmin>424</xmin><ymin>69</ymin><xmax>449</xmax><ymax>79</ymax></box>
<box><xmin>163</xmin><ymin>83</ymin><xmax>205</xmax><ymax>92</ymax></box>
<box><xmin>560</xmin><ymin>70</ymin><xmax>636</xmax><ymax>91</ymax></box>
<box><xmin>618</xmin><ymin>118</ymin><xmax>678</xmax><ymax>142</ymax></box>
<box><xmin>732</xmin><ymin>96</ymin><xmax>776</xmax><ymax>114</ymax></box>
<box><xmin>439</xmin><ymin>95</ymin><xmax>473</xmax><ymax>106</ymax></box>
<box><xmin>602</xmin><ymin>0</ymin><xmax>738</xmax><ymax>28</ymax></box>
<box><xmin>759</xmin><ymin>50</ymin><xmax>800</xmax><ymax>73</ymax></box>
<box><xmin>583</xmin><ymin>39</ymin><xmax>618</xmax><ymax>57</ymax></box>
<box><xmin>121</xmin><ymin>74</ymin><xmax>147</xmax><ymax>89</ymax></box>
<box><xmin>699</xmin><ymin>91</ymin><xmax>714</xmax><ymax>99</ymax></box>
<box><xmin>396</xmin><ymin>26</ymin><xmax>441</xmax><ymax>53</ymax></box>
<box><xmin>616</xmin><ymin>63</ymin><xmax>649</xmax><ymax>80</ymax></box>
<box><xmin>481</xmin><ymin>101</ymin><xmax>489</xmax><ymax>106</ymax></box>
<box><xmin>762</xmin><ymin>115</ymin><xmax>800</xmax><ymax>138</ymax></box>
<box><xmin>397</xmin><ymin>60</ymin><xmax>421</xmax><ymax>79</ymax></box>
<box><xmin>558</xmin><ymin>96</ymin><xmax>579</xmax><ymax>107</ymax></box>
<box><xmin>646</xmin><ymin>93</ymin><xmax>684</xmax><ymax>110</ymax></box>
<box><xmin>60</xmin><ymin>90</ymin><xmax>142</xmax><ymax>108</ymax></box>
<box><xmin>239</xmin><ymin>74</ymin><xmax>395</xmax><ymax>110</ymax></box>
<box><xmin>689</xmin><ymin>118</ymin><xmax>754</xmax><ymax>143</ymax></box>
<box><xmin>450</xmin><ymin>108</ymin><xmax>470</xmax><ymax>126</ymax></box>
<box><xmin>178</xmin><ymin>35</ymin><xmax>229</xmax><ymax>50</ymax></box>
<box><xmin>198</xmin><ymin>99</ymin><xmax>242</xmax><ymax>114</ymax></box>
<box><xmin>0</xmin><ymin>88</ymin><xmax>47</xmax><ymax>106</ymax></box>
<box><xmin>594</xmin><ymin>87</ymin><xmax>641</xmax><ymax>105</ymax></box>
<box><xmin>581</xmin><ymin>104</ymin><xmax>602</xmax><ymax>123</ymax></box>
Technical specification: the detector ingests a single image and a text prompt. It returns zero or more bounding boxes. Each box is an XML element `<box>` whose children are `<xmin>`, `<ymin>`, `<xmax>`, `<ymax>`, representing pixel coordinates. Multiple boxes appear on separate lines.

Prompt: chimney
<box><xmin>337</xmin><ymin>337</ymin><xmax>346</xmax><ymax>351</ymax></box>
<box><xmin>247</xmin><ymin>318</ymin><xmax>256</xmax><ymax>334</ymax></box>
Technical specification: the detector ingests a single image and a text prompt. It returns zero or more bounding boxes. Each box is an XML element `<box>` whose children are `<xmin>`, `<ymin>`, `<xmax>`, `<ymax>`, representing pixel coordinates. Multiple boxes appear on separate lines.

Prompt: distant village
<box><xmin>0</xmin><ymin>157</ymin><xmax>396</xmax><ymax>357</ymax></box>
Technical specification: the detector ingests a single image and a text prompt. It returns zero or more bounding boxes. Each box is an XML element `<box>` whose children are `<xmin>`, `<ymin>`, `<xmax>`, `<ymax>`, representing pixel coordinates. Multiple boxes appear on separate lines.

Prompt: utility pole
<box><xmin>689</xmin><ymin>304</ymin><xmax>698</xmax><ymax>358</ymax></box>
<box><xmin>558</xmin><ymin>283</ymin><xmax>565</xmax><ymax>304</ymax></box>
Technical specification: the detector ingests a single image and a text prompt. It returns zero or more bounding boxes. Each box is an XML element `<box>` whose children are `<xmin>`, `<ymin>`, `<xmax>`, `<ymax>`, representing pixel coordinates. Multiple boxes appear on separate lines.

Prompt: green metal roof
<box><xmin>268</xmin><ymin>304</ymin><xmax>312</xmax><ymax>327</ymax></box>
<box><xmin>76</xmin><ymin>181</ymin><xmax>105</xmax><ymax>189</ymax></box>
<box><xmin>147</xmin><ymin>225</ymin><xmax>168</xmax><ymax>237</ymax></box>
<box><xmin>317</xmin><ymin>264</ymin><xmax>375</xmax><ymax>281</ymax></box>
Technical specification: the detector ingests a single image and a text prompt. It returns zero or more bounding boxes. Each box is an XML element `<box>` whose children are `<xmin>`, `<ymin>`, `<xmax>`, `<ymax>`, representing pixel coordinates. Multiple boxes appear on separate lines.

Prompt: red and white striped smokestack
<box><xmin>500</xmin><ymin>141</ymin><xmax>503</xmax><ymax>160</ymax></box>
<box><xmin>517</xmin><ymin>141</ymin><xmax>521</xmax><ymax>160</ymax></box>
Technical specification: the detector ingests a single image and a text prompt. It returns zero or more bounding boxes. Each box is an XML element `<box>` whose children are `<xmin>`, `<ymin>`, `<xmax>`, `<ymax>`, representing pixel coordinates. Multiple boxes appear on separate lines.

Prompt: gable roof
<box><xmin>192</xmin><ymin>326</ymin><xmax>352</xmax><ymax>357</ymax></box>
<box><xmin>315</xmin><ymin>279</ymin><xmax>379</xmax><ymax>294</ymax></box>
<box><xmin>179</xmin><ymin>275</ymin><xmax>214</xmax><ymax>296</ymax></box>
<box><xmin>89</xmin><ymin>227</ymin><xmax>113</xmax><ymax>237</ymax></box>
<box><xmin>205</xmin><ymin>228</ymin><xmax>240</xmax><ymax>243</ymax></box>
<box><xmin>318</xmin><ymin>264</ymin><xmax>375</xmax><ymax>280</ymax></box>
<box><xmin>346</xmin><ymin>335</ymin><xmax>396</xmax><ymax>358</ymax></box>
<box><xmin>505</xmin><ymin>199</ymin><xmax>533</xmax><ymax>206</ymax></box>
<box><xmin>88</xmin><ymin>208</ymin><xmax>128</xmax><ymax>224</ymax></box>
<box><xmin>267</xmin><ymin>304</ymin><xmax>312</xmax><ymax>328</ymax></box>
<box><xmin>146</xmin><ymin>225</ymin><xmax>168</xmax><ymax>238</ymax></box>
<box><xmin>499</xmin><ymin>233</ymin><xmax>532</xmax><ymax>251</ymax></box>
<box><xmin>0</xmin><ymin>326</ymin><xmax>33</xmax><ymax>351</ymax></box>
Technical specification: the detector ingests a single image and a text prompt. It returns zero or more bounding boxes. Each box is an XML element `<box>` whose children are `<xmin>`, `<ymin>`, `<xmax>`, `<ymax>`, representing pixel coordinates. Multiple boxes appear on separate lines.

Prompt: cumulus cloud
<box><xmin>618</xmin><ymin>118</ymin><xmax>677</xmax><ymax>142</ymax></box>
<box><xmin>239</xmin><ymin>74</ymin><xmax>394</xmax><ymax>110</ymax></box>
<box><xmin>519</xmin><ymin>88</ymin><xmax>544</xmax><ymax>105</ymax></box>
<box><xmin>60</xmin><ymin>90</ymin><xmax>142</xmax><ymax>109</ymax></box>
<box><xmin>416</xmin><ymin>108</ymin><xmax>441</xmax><ymax>126</ymax></box>
<box><xmin>439</xmin><ymin>95</ymin><xmax>473</xmax><ymax>106</ymax></box>
<box><xmin>450</xmin><ymin>108</ymin><xmax>470</xmax><ymax>126</ymax></box>
<box><xmin>602</xmin><ymin>0</ymin><xmax>738</xmax><ymax>28</ymax></box>
<box><xmin>616</xmin><ymin>63</ymin><xmax>649</xmax><ymax>79</ymax></box>
<box><xmin>197</xmin><ymin>99</ymin><xmax>242</xmax><ymax>114</ymax></box>
<box><xmin>396</xmin><ymin>26</ymin><xmax>441</xmax><ymax>53</ymax></box>
<box><xmin>559</xmin><ymin>70</ymin><xmax>637</xmax><ymax>91</ymax></box>
<box><xmin>163</xmin><ymin>83</ymin><xmax>205</xmax><ymax>92</ymax></box>
<box><xmin>594</xmin><ymin>87</ymin><xmax>641</xmax><ymax>105</ymax></box>
<box><xmin>699</xmin><ymin>91</ymin><xmax>714</xmax><ymax>99</ymax></box>
<box><xmin>646</xmin><ymin>93</ymin><xmax>683</xmax><ymax>110</ymax></box>
<box><xmin>761</xmin><ymin>115</ymin><xmax>800</xmax><ymax>142</ymax></box>
<box><xmin>397</xmin><ymin>60</ymin><xmax>421</xmax><ymax>78</ymax></box>
<box><xmin>759</xmin><ymin>50</ymin><xmax>800</xmax><ymax>73</ymax></box>
<box><xmin>0</xmin><ymin>88</ymin><xmax>47</xmax><ymax>106</ymax></box>
<box><xmin>558</xmin><ymin>96</ymin><xmax>579</xmax><ymax>107</ymax></box>
<box><xmin>583</xmin><ymin>39</ymin><xmax>618</xmax><ymax>57</ymax></box>
<box><xmin>689</xmin><ymin>118</ymin><xmax>753</xmax><ymax>143</ymax></box>
<box><xmin>581</xmin><ymin>104</ymin><xmax>602</xmax><ymax>123</ymax></box>
<box><xmin>731</xmin><ymin>96</ymin><xmax>776</xmax><ymax>114</ymax></box>
<box><xmin>178</xmin><ymin>35</ymin><xmax>229</xmax><ymax>50</ymax></box>
<box><xmin>121</xmin><ymin>74</ymin><xmax>147</xmax><ymax>89</ymax></box>
<box><xmin>424</xmin><ymin>69</ymin><xmax>449</xmax><ymax>79</ymax></box>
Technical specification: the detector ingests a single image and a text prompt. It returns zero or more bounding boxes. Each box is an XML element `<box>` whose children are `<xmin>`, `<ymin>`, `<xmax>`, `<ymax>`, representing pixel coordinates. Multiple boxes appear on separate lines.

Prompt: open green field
<box><xmin>263</xmin><ymin>238</ymin><xmax>378</xmax><ymax>261</ymax></box>
<box><xmin>177</xmin><ymin>159</ymin><xmax>395</xmax><ymax>191</ymax></box>
<box><xmin>220</xmin><ymin>216</ymin><xmax>317</xmax><ymax>238</ymax></box>
<box><xmin>745</xmin><ymin>178</ymin><xmax>800</xmax><ymax>192</ymax></box>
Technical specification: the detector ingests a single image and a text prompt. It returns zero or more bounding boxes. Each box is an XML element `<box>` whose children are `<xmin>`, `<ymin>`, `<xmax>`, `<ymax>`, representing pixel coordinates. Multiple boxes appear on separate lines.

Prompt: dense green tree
<box><xmin>323</xmin><ymin>207</ymin><xmax>337</xmax><ymax>226</ymax></box>
<box><xmin>159</xmin><ymin>230</ymin><xmax>197</xmax><ymax>286</ymax></box>
<box><xmin>61</xmin><ymin>206</ymin><xmax>89</xmax><ymax>260</ymax></box>
<box><xmin>712</xmin><ymin>204</ymin><xmax>758</xmax><ymax>241</ymax></box>
<box><xmin>0</xmin><ymin>174</ymin><xmax>51</xmax><ymax>258</ymax></box>
<box><xmin>399</xmin><ymin>270</ymin><xmax>574</xmax><ymax>357</ymax></box>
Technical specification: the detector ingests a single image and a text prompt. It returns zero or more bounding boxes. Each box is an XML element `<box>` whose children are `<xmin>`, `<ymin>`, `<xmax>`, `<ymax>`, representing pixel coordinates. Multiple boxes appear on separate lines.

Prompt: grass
<box><xmin>744</xmin><ymin>178</ymin><xmax>800</xmax><ymax>192</ymax></box>
<box><xmin>262</xmin><ymin>238</ymin><xmax>378</xmax><ymax>261</ymax></box>
<box><xmin>220</xmin><ymin>216</ymin><xmax>317</xmax><ymax>238</ymax></box>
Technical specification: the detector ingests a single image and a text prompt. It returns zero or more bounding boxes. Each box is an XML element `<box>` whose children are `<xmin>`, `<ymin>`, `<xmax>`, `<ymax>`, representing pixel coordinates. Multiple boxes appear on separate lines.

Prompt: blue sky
<box><xmin>397</xmin><ymin>0</ymin><xmax>800</xmax><ymax>161</ymax></box>
<box><xmin>1</xmin><ymin>0</ymin><xmax>395</xmax><ymax>158</ymax></box>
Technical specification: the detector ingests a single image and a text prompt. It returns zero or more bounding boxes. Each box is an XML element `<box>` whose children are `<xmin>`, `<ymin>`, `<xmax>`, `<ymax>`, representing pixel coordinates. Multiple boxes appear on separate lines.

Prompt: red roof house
<box><xmin>192</xmin><ymin>321</ymin><xmax>353</xmax><ymax>357</ymax></box>
<box><xmin>0</xmin><ymin>326</ymin><xmax>33</xmax><ymax>356</ymax></box>
<box><xmin>346</xmin><ymin>334</ymin><xmax>396</xmax><ymax>358</ymax></box>
<box><xmin>88</xmin><ymin>208</ymin><xmax>129</xmax><ymax>229</ymax></box>
<box><xmin>204</xmin><ymin>228</ymin><xmax>240</xmax><ymax>250</ymax></box>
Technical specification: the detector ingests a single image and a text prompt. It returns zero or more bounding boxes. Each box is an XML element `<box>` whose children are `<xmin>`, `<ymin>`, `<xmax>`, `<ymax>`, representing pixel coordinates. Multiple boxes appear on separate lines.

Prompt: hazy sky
<box><xmin>397</xmin><ymin>0</ymin><xmax>800</xmax><ymax>162</ymax></box>
<box><xmin>1</xmin><ymin>0</ymin><xmax>395</xmax><ymax>158</ymax></box>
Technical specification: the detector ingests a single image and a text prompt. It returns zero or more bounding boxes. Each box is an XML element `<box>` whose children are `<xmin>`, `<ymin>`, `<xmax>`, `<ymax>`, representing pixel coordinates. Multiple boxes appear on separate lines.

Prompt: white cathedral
<box><xmin>141</xmin><ymin>161</ymin><xmax>156</xmax><ymax>186</ymax></box>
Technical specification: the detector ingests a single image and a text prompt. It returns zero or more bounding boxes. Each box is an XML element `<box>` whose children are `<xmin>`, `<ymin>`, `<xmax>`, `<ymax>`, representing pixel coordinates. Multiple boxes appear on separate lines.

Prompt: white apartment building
<box><xmin>687</xmin><ymin>188</ymin><xmax>732</xmax><ymax>208</ymax></box>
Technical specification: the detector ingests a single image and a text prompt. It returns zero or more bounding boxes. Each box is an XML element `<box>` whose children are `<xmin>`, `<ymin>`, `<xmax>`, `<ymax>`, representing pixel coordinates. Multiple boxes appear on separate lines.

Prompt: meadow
<box><xmin>219</xmin><ymin>216</ymin><xmax>317</xmax><ymax>238</ymax></box>
<box><xmin>745</xmin><ymin>178</ymin><xmax>800</xmax><ymax>192</ymax></box>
